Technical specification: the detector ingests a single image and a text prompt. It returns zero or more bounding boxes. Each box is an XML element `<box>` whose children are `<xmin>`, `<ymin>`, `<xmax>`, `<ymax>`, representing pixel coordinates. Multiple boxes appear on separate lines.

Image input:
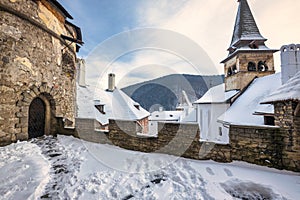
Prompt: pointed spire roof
<box><xmin>221</xmin><ymin>0</ymin><xmax>278</xmax><ymax>63</ymax></box>
<box><xmin>230</xmin><ymin>0</ymin><xmax>266</xmax><ymax>48</ymax></box>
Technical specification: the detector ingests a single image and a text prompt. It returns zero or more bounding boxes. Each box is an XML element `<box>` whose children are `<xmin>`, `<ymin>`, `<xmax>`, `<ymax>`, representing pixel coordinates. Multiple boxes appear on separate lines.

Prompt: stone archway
<box><xmin>17</xmin><ymin>84</ymin><xmax>57</xmax><ymax>140</ymax></box>
<box><xmin>28</xmin><ymin>97</ymin><xmax>46</xmax><ymax>139</ymax></box>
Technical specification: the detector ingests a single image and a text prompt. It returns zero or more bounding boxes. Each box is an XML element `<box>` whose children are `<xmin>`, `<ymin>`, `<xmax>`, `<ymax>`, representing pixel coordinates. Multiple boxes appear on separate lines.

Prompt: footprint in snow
<box><xmin>206</xmin><ymin>167</ymin><xmax>215</xmax><ymax>175</ymax></box>
<box><xmin>224</xmin><ymin>168</ymin><xmax>233</xmax><ymax>177</ymax></box>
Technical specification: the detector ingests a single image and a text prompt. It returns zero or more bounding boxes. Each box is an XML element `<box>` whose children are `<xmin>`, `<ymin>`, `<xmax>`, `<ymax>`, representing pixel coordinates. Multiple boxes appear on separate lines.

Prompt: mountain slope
<box><xmin>122</xmin><ymin>74</ymin><xmax>224</xmax><ymax>111</ymax></box>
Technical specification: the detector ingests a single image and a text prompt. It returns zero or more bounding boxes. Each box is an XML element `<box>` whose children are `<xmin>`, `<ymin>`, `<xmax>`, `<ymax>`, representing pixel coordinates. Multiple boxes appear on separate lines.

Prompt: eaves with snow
<box><xmin>193</xmin><ymin>83</ymin><xmax>239</xmax><ymax>104</ymax></box>
<box><xmin>261</xmin><ymin>71</ymin><xmax>300</xmax><ymax>104</ymax></box>
<box><xmin>218</xmin><ymin>73</ymin><xmax>282</xmax><ymax>126</ymax></box>
<box><xmin>76</xmin><ymin>85</ymin><xmax>149</xmax><ymax>125</ymax></box>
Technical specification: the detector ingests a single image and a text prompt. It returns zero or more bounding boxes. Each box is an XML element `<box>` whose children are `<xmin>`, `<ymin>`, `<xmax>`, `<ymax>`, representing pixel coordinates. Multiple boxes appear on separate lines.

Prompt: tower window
<box><xmin>248</xmin><ymin>62</ymin><xmax>256</xmax><ymax>71</ymax></box>
<box><xmin>249</xmin><ymin>43</ymin><xmax>258</xmax><ymax>49</ymax></box>
<box><xmin>227</xmin><ymin>68</ymin><xmax>232</xmax><ymax>76</ymax></box>
<box><xmin>232</xmin><ymin>65</ymin><xmax>237</xmax><ymax>74</ymax></box>
<box><xmin>258</xmin><ymin>61</ymin><xmax>268</xmax><ymax>71</ymax></box>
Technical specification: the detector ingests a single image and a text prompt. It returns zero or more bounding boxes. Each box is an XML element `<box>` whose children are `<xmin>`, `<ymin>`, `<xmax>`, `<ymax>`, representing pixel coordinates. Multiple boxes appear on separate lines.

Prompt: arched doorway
<box><xmin>28</xmin><ymin>97</ymin><xmax>46</xmax><ymax>139</ymax></box>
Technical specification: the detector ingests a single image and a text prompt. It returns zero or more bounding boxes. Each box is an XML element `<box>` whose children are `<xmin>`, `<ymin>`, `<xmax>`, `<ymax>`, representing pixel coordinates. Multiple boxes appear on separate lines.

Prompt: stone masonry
<box><xmin>274</xmin><ymin>101</ymin><xmax>300</xmax><ymax>171</ymax></box>
<box><xmin>108</xmin><ymin>120</ymin><xmax>232</xmax><ymax>163</ymax></box>
<box><xmin>0</xmin><ymin>0</ymin><xmax>80</xmax><ymax>145</ymax></box>
<box><xmin>106</xmin><ymin>119</ymin><xmax>299</xmax><ymax>172</ymax></box>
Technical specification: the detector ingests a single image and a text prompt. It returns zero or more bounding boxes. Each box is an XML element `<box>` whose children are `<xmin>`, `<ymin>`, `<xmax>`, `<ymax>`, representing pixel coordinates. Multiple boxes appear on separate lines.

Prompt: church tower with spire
<box><xmin>221</xmin><ymin>0</ymin><xmax>278</xmax><ymax>91</ymax></box>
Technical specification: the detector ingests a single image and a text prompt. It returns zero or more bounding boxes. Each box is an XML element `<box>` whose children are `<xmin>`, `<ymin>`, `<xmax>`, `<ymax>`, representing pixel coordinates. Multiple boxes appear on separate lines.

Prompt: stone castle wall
<box><xmin>108</xmin><ymin>120</ymin><xmax>232</xmax><ymax>162</ymax></box>
<box><xmin>104</xmin><ymin>119</ymin><xmax>299</xmax><ymax>172</ymax></box>
<box><xmin>274</xmin><ymin>101</ymin><xmax>300</xmax><ymax>171</ymax></box>
<box><xmin>229</xmin><ymin>125</ymin><xmax>284</xmax><ymax>169</ymax></box>
<box><xmin>0</xmin><ymin>0</ymin><xmax>78</xmax><ymax>145</ymax></box>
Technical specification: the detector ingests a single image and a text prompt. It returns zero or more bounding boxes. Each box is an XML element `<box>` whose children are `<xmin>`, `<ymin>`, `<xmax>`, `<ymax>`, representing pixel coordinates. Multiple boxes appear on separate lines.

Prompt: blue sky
<box><xmin>60</xmin><ymin>0</ymin><xmax>300</xmax><ymax>87</ymax></box>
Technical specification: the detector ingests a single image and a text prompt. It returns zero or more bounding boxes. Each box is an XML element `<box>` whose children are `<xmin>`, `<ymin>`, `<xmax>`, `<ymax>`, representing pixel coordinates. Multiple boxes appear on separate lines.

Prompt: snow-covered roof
<box><xmin>149</xmin><ymin>111</ymin><xmax>183</xmax><ymax>121</ymax></box>
<box><xmin>181</xmin><ymin>109</ymin><xmax>197</xmax><ymax>122</ymax></box>
<box><xmin>262</xmin><ymin>71</ymin><xmax>300</xmax><ymax>103</ymax></box>
<box><xmin>218</xmin><ymin>73</ymin><xmax>281</xmax><ymax>126</ymax></box>
<box><xmin>77</xmin><ymin>85</ymin><xmax>149</xmax><ymax>125</ymax></box>
<box><xmin>194</xmin><ymin>84</ymin><xmax>239</xmax><ymax>104</ymax></box>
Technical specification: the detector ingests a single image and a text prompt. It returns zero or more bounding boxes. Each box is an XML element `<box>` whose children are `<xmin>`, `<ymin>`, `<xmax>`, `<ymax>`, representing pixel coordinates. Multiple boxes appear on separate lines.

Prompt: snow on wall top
<box><xmin>149</xmin><ymin>110</ymin><xmax>184</xmax><ymax>121</ymax></box>
<box><xmin>218</xmin><ymin>73</ymin><xmax>281</xmax><ymax>126</ymax></box>
<box><xmin>230</xmin><ymin>0</ymin><xmax>266</xmax><ymax>48</ymax></box>
<box><xmin>194</xmin><ymin>84</ymin><xmax>239</xmax><ymax>104</ymax></box>
<box><xmin>76</xmin><ymin>85</ymin><xmax>149</xmax><ymax>125</ymax></box>
<box><xmin>262</xmin><ymin>71</ymin><xmax>300</xmax><ymax>103</ymax></box>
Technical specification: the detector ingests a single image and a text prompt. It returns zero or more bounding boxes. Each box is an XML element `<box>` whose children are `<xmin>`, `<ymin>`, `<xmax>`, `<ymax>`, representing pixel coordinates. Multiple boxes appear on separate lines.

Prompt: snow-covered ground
<box><xmin>0</xmin><ymin>135</ymin><xmax>299</xmax><ymax>200</ymax></box>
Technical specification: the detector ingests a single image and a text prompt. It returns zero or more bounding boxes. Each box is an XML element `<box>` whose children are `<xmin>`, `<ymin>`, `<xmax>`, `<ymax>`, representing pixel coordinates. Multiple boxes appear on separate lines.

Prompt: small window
<box><xmin>207</xmin><ymin>110</ymin><xmax>211</xmax><ymax>127</ymax></box>
<box><xmin>155</xmin><ymin>115</ymin><xmax>159</xmax><ymax>117</ymax></box>
<box><xmin>264</xmin><ymin>116</ymin><xmax>275</xmax><ymax>126</ymax></box>
<box><xmin>219</xmin><ymin>127</ymin><xmax>222</xmax><ymax>136</ymax></box>
<box><xmin>248</xmin><ymin>62</ymin><xmax>256</xmax><ymax>71</ymax></box>
<box><xmin>249</xmin><ymin>43</ymin><xmax>258</xmax><ymax>49</ymax></box>
<box><xmin>295</xmin><ymin>103</ymin><xmax>300</xmax><ymax>117</ymax></box>
<box><xmin>200</xmin><ymin>109</ymin><xmax>203</xmax><ymax>128</ymax></box>
<box><xmin>134</xmin><ymin>105</ymin><xmax>140</xmax><ymax>110</ymax></box>
<box><xmin>95</xmin><ymin>105</ymin><xmax>105</xmax><ymax>114</ymax></box>
<box><xmin>258</xmin><ymin>61</ymin><xmax>268</xmax><ymax>71</ymax></box>
<box><xmin>227</xmin><ymin>68</ymin><xmax>232</xmax><ymax>76</ymax></box>
<box><xmin>169</xmin><ymin>114</ymin><xmax>173</xmax><ymax>117</ymax></box>
<box><xmin>232</xmin><ymin>65</ymin><xmax>237</xmax><ymax>74</ymax></box>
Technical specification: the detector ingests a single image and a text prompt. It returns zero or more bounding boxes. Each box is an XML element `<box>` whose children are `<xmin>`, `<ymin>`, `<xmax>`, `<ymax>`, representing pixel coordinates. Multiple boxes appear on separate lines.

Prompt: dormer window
<box><xmin>134</xmin><ymin>104</ymin><xmax>140</xmax><ymax>110</ymax></box>
<box><xmin>249</xmin><ymin>43</ymin><xmax>258</xmax><ymax>49</ymax></box>
<box><xmin>95</xmin><ymin>104</ymin><xmax>105</xmax><ymax>114</ymax></box>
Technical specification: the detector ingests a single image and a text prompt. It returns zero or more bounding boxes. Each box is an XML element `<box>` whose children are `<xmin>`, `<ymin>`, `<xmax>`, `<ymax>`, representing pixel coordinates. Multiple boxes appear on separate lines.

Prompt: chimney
<box><xmin>76</xmin><ymin>59</ymin><xmax>86</xmax><ymax>87</ymax></box>
<box><xmin>108</xmin><ymin>73</ymin><xmax>115</xmax><ymax>91</ymax></box>
<box><xmin>280</xmin><ymin>44</ymin><xmax>300</xmax><ymax>84</ymax></box>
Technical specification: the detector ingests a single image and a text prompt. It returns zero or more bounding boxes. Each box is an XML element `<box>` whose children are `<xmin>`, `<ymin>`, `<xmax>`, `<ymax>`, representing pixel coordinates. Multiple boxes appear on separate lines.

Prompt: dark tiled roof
<box><xmin>230</xmin><ymin>0</ymin><xmax>265</xmax><ymax>48</ymax></box>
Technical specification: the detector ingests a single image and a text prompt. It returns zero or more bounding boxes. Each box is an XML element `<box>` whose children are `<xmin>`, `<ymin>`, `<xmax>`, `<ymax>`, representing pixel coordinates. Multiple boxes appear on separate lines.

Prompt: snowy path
<box><xmin>0</xmin><ymin>135</ymin><xmax>299</xmax><ymax>199</ymax></box>
<box><xmin>31</xmin><ymin>136</ymin><xmax>84</xmax><ymax>199</ymax></box>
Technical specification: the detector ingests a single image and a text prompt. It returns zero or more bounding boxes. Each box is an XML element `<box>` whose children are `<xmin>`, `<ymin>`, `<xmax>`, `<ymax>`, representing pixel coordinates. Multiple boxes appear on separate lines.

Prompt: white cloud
<box><xmin>85</xmin><ymin>0</ymin><xmax>300</xmax><ymax>88</ymax></box>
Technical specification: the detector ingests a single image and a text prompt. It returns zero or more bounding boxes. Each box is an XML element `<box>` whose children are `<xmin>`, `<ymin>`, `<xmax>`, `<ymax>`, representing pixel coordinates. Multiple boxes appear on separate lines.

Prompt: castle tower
<box><xmin>221</xmin><ymin>0</ymin><xmax>278</xmax><ymax>91</ymax></box>
<box><xmin>0</xmin><ymin>0</ymin><xmax>82</xmax><ymax>146</ymax></box>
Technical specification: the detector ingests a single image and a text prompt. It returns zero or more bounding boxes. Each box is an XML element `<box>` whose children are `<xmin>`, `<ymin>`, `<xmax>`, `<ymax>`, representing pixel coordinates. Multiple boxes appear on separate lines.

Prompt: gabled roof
<box><xmin>262</xmin><ymin>71</ymin><xmax>300</xmax><ymax>103</ymax></box>
<box><xmin>194</xmin><ymin>84</ymin><xmax>239</xmax><ymax>104</ymax></box>
<box><xmin>94</xmin><ymin>88</ymin><xmax>150</xmax><ymax>125</ymax></box>
<box><xmin>76</xmin><ymin>85</ymin><xmax>149</xmax><ymax>125</ymax></box>
<box><xmin>230</xmin><ymin>0</ymin><xmax>265</xmax><ymax>48</ymax></box>
<box><xmin>218</xmin><ymin>73</ymin><xmax>281</xmax><ymax>126</ymax></box>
